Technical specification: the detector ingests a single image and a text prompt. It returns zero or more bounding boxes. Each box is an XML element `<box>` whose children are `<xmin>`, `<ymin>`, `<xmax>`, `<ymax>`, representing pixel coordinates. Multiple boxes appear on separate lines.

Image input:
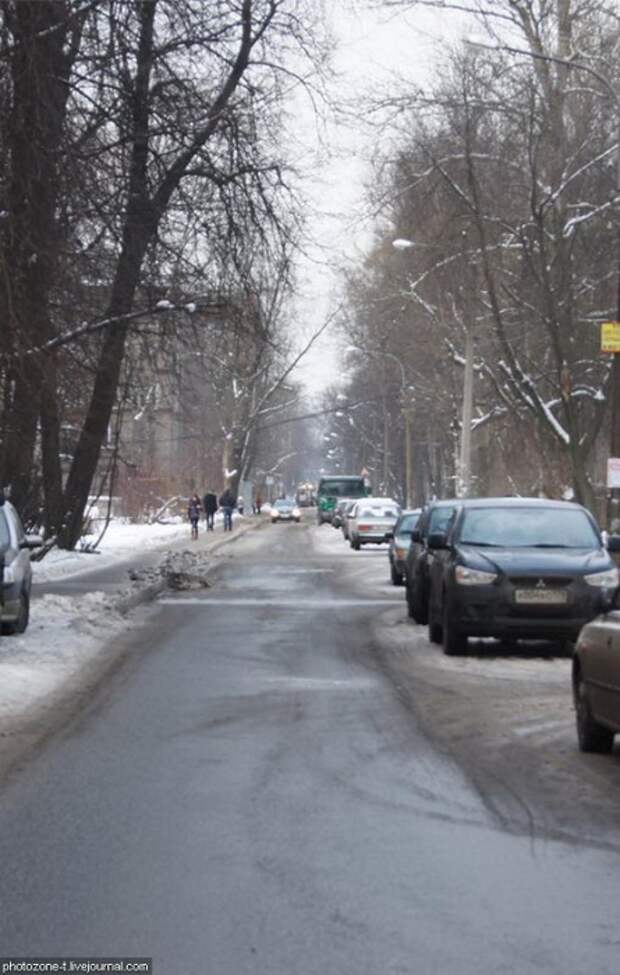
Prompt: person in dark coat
<box><xmin>203</xmin><ymin>489</ymin><xmax>218</xmax><ymax>530</ymax></box>
<box><xmin>218</xmin><ymin>488</ymin><xmax>236</xmax><ymax>531</ymax></box>
<box><xmin>187</xmin><ymin>493</ymin><xmax>202</xmax><ymax>540</ymax></box>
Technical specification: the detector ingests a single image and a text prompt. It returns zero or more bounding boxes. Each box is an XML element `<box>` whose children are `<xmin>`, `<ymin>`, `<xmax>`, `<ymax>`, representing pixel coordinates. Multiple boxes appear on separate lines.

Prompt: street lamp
<box><xmin>465</xmin><ymin>34</ymin><xmax>620</xmax><ymax>519</ymax></box>
<box><xmin>346</xmin><ymin>344</ymin><xmax>415</xmax><ymax>504</ymax></box>
<box><xmin>392</xmin><ymin>236</ymin><xmax>475</xmax><ymax>497</ymax></box>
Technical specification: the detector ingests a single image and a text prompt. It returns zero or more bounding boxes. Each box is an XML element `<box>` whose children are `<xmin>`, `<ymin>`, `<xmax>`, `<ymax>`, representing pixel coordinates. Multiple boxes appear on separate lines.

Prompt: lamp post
<box><xmin>345</xmin><ymin>344</ymin><xmax>414</xmax><ymax>504</ymax></box>
<box><xmin>392</xmin><ymin>236</ymin><xmax>475</xmax><ymax>497</ymax></box>
<box><xmin>465</xmin><ymin>35</ymin><xmax>620</xmax><ymax>521</ymax></box>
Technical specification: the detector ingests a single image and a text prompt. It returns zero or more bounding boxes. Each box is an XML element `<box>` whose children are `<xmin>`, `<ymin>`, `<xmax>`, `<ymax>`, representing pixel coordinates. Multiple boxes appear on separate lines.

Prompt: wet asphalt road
<box><xmin>0</xmin><ymin>521</ymin><xmax>618</xmax><ymax>973</ymax></box>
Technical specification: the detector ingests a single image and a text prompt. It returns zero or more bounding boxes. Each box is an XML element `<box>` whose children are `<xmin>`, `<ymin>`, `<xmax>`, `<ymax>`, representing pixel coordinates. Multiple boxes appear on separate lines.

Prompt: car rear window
<box><xmin>459</xmin><ymin>506</ymin><xmax>600</xmax><ymax>549</ymax></box>
<box><xmin>398</xmin><ymin>513</ymin><xmax>420</xmax><ymax>534</ymax></box>
<box><xmin>360</xmin><ymin>507</ymin><xmax>398</xmax><ymax>519</ymax></box>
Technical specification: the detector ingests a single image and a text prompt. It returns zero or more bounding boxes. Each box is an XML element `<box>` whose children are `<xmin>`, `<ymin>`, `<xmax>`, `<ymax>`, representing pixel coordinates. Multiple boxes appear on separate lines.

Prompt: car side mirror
<box><xmin>411</xmin><ymin>528</ymin><xmax>422</xmax><ymax>544</ymax></box>
<box><xmin>21</xmin><ymin>534</ymin><xmax>43</xmax><ymax>550</ymax></box>
<box><xmin>427</xmin><ymin>530</ymin><xmax>448</xmax><ymax>550</ymax></box>
<box><xmin>606</xmin><ymin>534</ymin><xmax>620</xmax><ymax>553</ymax></box>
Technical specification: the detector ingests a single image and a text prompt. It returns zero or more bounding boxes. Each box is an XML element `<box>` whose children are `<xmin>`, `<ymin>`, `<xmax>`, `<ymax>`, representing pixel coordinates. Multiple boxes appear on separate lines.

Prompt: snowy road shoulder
<box><xmin>0</xmin><ymin>515</ymin><xmax>261</xmax><ymax>780</ymax></box>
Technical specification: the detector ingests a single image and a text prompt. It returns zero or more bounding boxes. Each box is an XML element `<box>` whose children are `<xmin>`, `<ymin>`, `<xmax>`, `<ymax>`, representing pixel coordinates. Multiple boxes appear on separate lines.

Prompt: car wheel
<box><xmin>407</xmin><ymin>581</ymin><xmax>427</xmax><ymax>625</ymax></box>
<box><xmin>390</xmin><ymin>563</ymin><xmax>403</xmax><ymax>586</ymax></box>
<box><xmin>573</xmin><ymin>668</ymin><xmax>614</xmax><ymax>753</ymax></box>
<box><xmin>295</xmin><ymin>518</ymin><xmax>300</xmax><ymax>523</ymax></box>
<box><xmin>442</xmin><ymin>608</ymin><xmax>467</xmax><ymax>655</ymax></box>
<box><xmin>428</xmin><ymin>606</ymin><xmax>442</xmax><ymax>644</ymax></box>
<box><xmin>351</xmin><ymin>536</ymin><xmax>361</xmax><ymax>551</ymax></box>
<box><xmin>317</xmin><ymin>514</ymin><xmax>323</xmax><ymax>526</ymax></box>
<box><xmin>3</xmin><ymin>590</ymin><xmax>29</xmax><ymax>635</ymax></box>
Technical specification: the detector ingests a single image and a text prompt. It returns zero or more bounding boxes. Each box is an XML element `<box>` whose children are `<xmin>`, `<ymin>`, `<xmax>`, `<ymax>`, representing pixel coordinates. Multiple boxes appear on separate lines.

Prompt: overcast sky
<box><xmin>291</xmin><ymin>2</ymin><xmax>466</xmax><ymax>395</ymax></box>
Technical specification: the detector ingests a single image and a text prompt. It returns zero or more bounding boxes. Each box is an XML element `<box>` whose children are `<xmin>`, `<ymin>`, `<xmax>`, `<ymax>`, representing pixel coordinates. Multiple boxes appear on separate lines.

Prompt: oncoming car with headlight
<box><xmin>271</xmin><ymin>499</ymin><xmax>301</xmax><ymax>524</ymax></box>
<box><xmin>425</xmin><ymin>497</ymin><xmax>620</xmax><ymax>655</ymax></box>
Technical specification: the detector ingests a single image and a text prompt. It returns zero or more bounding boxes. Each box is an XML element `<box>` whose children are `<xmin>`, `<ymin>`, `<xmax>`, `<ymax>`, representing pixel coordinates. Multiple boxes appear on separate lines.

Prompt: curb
<box><xmin>110</xmin><ymin>515</ymin><xmax>266</xmax><ymax>614</ymax></box>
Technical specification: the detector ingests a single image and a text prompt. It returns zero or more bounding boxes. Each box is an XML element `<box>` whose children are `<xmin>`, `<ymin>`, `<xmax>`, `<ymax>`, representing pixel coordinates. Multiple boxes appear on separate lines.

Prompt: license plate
<box><xmin>514</xmin><ymin>589</ymin><xmax>568</xmax><ymax>605</ymax></box>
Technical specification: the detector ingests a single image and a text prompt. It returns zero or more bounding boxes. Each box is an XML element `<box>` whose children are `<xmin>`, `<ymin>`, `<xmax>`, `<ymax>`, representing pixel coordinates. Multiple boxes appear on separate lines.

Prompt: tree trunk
<box><xmin>1</xmin><ymin>1</ymin><xmax>81</xmax><ymax>522</ymax></box>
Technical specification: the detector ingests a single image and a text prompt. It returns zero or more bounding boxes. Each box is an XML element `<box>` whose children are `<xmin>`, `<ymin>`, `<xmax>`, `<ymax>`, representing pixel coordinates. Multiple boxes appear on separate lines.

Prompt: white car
<box><xmin>1</xmin><ymin>500</ymin><xmax>42</xmax><ymax>634</ymax></box>
<box><xmin>348</xmin><ymin>498</ymin><xmax>401</xmax><ymax>550</ymax></box>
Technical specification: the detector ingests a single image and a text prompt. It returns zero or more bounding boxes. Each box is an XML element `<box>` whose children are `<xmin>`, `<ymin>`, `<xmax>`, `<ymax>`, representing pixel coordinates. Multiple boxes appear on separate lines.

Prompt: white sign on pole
<box><xmin>265</xmin><ymin>475</ymin><xmax>274</xmax><ymax>486</ymax></box>
<box><xmin>607</xmin><ymin>458</ymin><xmax>620</xmax><ymax>488</ymax></box>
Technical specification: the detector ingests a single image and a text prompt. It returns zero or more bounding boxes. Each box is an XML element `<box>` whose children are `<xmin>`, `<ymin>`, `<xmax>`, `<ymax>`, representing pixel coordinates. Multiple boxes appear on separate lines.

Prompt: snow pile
<box><xmin>129</xmin><ymin>548</ymin><xmax>212</xmax><ymax>590</ymax></box>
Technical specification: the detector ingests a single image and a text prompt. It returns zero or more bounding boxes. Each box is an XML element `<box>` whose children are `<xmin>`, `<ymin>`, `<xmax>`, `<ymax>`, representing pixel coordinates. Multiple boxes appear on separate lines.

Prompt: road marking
<box><xmin>269</xmin><ymin>568</ymin><xmax>335</xmax><ymax>574</ymax></box>
<box><xmin>262</xmin><ymin>676</ymin><xmax>375</xmax><ymax>690</ymax></box>
<box><xmin>158</xmin><ymin>597</ymin><xmax>403</xmax><ymax>608</ymax></box>
<box><xmin>512</xmin><ymin>719</ymin><xmax>572</xmax><ymax>737</ymax></box>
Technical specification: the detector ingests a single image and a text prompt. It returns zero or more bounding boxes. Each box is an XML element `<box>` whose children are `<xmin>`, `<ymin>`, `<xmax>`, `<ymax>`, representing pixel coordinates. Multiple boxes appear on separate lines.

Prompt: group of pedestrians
<box><xmin>187</xmin><ymin>487</ymin><xmax>237</xmax><ymax>539</ymax></box>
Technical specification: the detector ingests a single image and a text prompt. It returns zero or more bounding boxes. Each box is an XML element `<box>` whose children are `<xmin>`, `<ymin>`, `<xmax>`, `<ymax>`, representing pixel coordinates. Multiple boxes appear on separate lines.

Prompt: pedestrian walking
<box><xmin>219</xmin><ymin>487</ymin><xmax>236</xmax><ymax>532</ymax></box>
<box><xmin>255</xmin><ymin>493</ymin><xmax>262</xmax><ymax>515</ymax></box>
<box><xmin>187</xmin><ymin>493</ymin><xmax>202</xmax><ymax>540</ymax></box>
<box><xmin>203</xmin><ymin>489</ymin><xmax>218</xmax><ymax>531</ymax></box>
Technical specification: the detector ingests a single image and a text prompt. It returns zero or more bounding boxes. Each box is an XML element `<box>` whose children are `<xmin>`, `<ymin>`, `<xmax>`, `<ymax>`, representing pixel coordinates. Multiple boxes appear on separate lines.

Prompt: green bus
<box><xmin>316</xmin><ymin>474</ymin><xmax>370</xmax><ymax>525</ymax></box>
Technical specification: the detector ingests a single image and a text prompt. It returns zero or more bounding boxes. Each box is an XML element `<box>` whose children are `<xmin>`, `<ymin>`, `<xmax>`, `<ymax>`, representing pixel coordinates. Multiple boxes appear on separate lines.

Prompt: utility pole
<box><xmin>607</xmin><ymin>238</ymin><xmax>620</xmax><ymax>529</ymax></box>
<box><xmin>458</xmin><ymin>326</ymin><xmax>474</xmax><ymax>497</ymax></box>
<box><xmin>404</xmin><ymin>406</ymin><xmax>413</xmax><ymax>506</ymax></box>
<box><xmin>383</xmin><ymin>398</ymin><xmax>389</xmax><ymax>493</ymax></box>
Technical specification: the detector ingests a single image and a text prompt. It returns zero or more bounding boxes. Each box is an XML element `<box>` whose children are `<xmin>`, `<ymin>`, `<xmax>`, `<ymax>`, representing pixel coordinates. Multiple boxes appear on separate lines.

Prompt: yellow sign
<box><xmin>601</xmin><ymin>322</ymin><xmax>620</xmax><ymax>353</ymax></box>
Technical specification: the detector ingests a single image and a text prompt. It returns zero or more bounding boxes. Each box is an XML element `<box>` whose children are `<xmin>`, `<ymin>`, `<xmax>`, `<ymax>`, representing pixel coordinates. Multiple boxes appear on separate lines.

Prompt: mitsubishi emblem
<box><xmin>536</xmin><ymin>579</ymin><xmax>546</xmax><ymax>589</ymax></box>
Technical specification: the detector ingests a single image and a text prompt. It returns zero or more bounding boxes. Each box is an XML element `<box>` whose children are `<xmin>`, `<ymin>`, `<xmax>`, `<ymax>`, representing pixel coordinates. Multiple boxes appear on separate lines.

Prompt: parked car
<box><xmin>405</xmin><ymin>499</ymin><xmax>460</xmax><ymax>623</ymax></box>
<box><xmin>348</xmin><ymin>498</ymin><xmax>401</xmax><ymax>551</ymax></box>
<box><xmin>332</xmin><ymin>498</ymin><xmax>353</xmax><ymax>530</ymax></box>
<box><xmin>573</xmin><ymin>612</ymin><xmax>620</xmax><ymax>752</ymax></box>
<box><xmin>389</xmin><ymin>509</ymin><xmax>422</xmax><ymax>585</ymax></box>
<box><xmin>271</xmin><ymin>499</ymin><xmax>301</xmax><ymax>524</ymax></box>
<box><xmin>0</xmin><ymin>499</ymin><xmax>42</xmax><ymax>634</ymax></box>
<box><xmin>341</xmin><ymin>500</ymin><xmax>358</xmax><ymax>541</ymax></box>
<box><xmin>426</xmin><ymin>497</ymin><xmax>620</xmax><ymax>656</ymax></box>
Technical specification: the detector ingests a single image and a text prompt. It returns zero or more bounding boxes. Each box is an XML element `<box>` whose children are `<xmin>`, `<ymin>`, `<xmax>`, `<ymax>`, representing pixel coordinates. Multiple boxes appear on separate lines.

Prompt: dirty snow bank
<box><xmin>33</xmin><ymin>519</ymin><xmax>197</xmax><ymax>582</ymax></box>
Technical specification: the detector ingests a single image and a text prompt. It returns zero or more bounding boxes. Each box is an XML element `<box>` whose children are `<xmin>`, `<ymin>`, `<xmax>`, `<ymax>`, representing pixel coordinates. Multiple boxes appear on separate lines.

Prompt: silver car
<box><xmin>348</xmin><ymin>498</ymin><xmax>401</xmax><ymax>551</ymax></box>
<box><xmin>341</xmin><ymin>500</ymin><xmax>358</xmax><ymax>541</ymax></box>
<box><xmin>271</xmin><ymin>499</ymin><xmax>301</xmax><ymax>523</ymax></box>
<box><xmin>1</xmin><ymin>500</ymin><xmax>41</xmax><ymax>634</ymax></box>
<box><xmin>573</xmin><ymin>612</ymin><xmax>620</xmax><ymax>752</ymax></box>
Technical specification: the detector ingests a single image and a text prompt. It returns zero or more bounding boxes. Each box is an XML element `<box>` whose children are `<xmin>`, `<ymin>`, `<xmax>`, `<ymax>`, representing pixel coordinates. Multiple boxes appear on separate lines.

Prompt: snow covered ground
<box><xmin>34</xmin><ymin>517</ymin><xmax>209</xmax><ymax>582</ymax></box>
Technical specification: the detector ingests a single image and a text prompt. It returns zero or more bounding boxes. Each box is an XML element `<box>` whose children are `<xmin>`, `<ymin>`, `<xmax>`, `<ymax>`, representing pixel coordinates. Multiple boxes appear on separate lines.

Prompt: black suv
<box><xmin>404</xmin><ymin>499</ymin><xmax>459</xmax><ymax>624</ymax></box>
<box><xmin>426</xmin><ymin>497</ymin><xmax>620</xmax><ymax>655</ymax></box>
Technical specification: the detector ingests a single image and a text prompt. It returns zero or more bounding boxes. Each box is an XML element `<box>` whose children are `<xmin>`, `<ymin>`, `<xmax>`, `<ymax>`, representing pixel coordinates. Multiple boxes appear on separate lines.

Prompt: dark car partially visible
<box><xmin>388</xmin><ymin>509</ymin><xmax>421</xmax><ymax>586</ymax></box>
<box><xmin>404</xmin><ymin>499</ymin><xmax>459</xmax><ymax>623</ymax></box>
<box><xmin>426</xmin><ymin>498</ymin><xmax>620</xmax><ymax>656</ymax></box>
